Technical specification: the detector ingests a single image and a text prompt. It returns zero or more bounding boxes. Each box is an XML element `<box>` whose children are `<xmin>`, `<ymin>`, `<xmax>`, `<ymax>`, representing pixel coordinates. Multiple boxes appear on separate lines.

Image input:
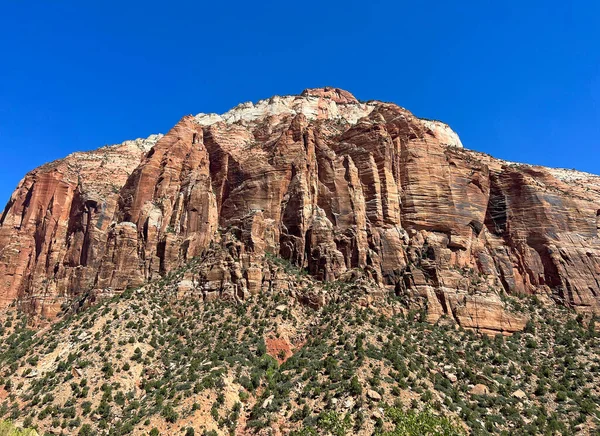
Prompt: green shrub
<box><xmin>0</xmin><ymin>420</ymin><xmax>38</xmax><ymax>435</ymax></box>
<box><xmin>161</xmin><ymin>404</ymin><xmax>178</xmax><ymax>423</ymax></box>
<box><xmin>381</xmin><ymin>407</ymin><xmax>465</xmax><ymax>436</ymax></box>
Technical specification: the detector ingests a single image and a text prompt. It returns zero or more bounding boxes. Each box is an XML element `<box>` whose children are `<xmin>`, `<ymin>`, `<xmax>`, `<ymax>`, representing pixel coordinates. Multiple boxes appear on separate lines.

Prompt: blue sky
<box><xmin>1</xmin><ymin>1</ymin><xmax>599</xmax><ymax>205</ymax></box>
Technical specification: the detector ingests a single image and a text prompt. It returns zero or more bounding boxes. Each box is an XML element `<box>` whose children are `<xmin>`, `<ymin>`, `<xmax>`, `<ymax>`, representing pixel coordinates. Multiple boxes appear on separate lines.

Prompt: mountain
<box><xmin>1</xmin><ymin>87</ymin><xmax>599</xmax><ymax>332</ymax></box>
<box><xmin>1</xmin><ymin>87</ymin><xmax>600</xmax><ymax>435</ymax></box>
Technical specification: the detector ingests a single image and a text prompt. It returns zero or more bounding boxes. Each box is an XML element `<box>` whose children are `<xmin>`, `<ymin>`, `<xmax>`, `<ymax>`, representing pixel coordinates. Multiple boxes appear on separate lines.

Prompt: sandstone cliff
<box><xmin>1</xmin><ymin>87</ymin><xmax>599</xmax><ymax>333</ymax></box>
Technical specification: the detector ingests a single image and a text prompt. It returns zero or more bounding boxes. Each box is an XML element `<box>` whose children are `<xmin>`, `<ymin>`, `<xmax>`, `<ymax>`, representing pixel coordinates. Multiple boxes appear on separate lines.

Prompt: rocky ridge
<box><xmin>1</xmin><ymin>87</ymin><xmax>599</xmax><ymax>334</ymax></box>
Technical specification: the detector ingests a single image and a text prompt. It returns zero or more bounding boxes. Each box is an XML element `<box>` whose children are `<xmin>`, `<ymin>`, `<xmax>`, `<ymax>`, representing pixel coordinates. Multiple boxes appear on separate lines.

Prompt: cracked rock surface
<box><xmin>1</xmin><ymin>87</ymin><xmax>599</xmax><ymax>334</ymax></box>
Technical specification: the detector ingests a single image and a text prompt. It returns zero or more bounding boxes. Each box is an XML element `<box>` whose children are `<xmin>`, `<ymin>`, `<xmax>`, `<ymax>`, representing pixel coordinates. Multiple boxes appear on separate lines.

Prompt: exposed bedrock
<box><xmin>1</xmin><ymin>88</ymin><xmax>599</xmax><ymax>333</ymax></box>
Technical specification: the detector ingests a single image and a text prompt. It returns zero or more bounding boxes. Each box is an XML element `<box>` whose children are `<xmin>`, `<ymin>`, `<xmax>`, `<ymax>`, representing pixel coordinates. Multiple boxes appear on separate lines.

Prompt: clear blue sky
<box><xmin>1</xmin><ymin>1</ymin><xmax>599</xmax><ymax>205</ymax></box>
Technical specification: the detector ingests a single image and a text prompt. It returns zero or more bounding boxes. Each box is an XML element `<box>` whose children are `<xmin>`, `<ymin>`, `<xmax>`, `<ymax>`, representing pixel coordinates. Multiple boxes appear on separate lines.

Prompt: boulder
<box><xmin>367</xmin><ymin>389</ymin><xmax>382</xmax><ymax>401</ymax></box>
<box><xmin>470</xmin><ymin>384</ymin><xmax>490</xmax><ymax>396</ymax></box>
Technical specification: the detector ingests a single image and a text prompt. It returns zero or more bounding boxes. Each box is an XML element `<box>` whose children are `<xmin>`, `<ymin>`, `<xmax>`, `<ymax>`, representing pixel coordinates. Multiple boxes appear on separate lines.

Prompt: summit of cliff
<box><xmin>192</xmin><ymin>87</ymin><xmax>464</xmax><ymax>149</ymax></box>
<box><xmin>194</xmin><ymin>86</ymin><xmax>375</xmax><ymax>127</ymax></box>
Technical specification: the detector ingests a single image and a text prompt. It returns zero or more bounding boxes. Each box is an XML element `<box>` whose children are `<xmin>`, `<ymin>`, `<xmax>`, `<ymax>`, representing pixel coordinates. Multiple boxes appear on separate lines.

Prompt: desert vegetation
<box><xmin>0</xmin><ymin>255</ymin><xmax>599</xmax><ymax>435</ymax></box>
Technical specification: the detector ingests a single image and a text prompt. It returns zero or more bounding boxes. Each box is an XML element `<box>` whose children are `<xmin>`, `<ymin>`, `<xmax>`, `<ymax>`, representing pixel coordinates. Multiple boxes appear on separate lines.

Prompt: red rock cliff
<box><xmin>1</xmin><ymin>87</ymin><xmax>599</xmax><ymax>332</ymax></box>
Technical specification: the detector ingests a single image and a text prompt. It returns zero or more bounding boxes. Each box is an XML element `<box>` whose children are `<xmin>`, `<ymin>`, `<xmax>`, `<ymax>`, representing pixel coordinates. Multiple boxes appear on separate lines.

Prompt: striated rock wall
<box><xmin>1</xmin><ymin>87</ymin><xmax>599</xmax><ymax>333</ymax></box>
<box><xmin>0</xmin><ymin>135</ymin><xmax>162</xmax><ymax>316</ymax></box>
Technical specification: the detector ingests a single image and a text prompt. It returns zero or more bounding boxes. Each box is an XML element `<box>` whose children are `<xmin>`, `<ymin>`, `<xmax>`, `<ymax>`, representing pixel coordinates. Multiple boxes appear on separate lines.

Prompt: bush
<box><xmin>78</xmin><ymin>424</ymin><xmax>93</xmax><ymax>436</ymax></box>
<box><xmin>0</xmin><ymin>420</ymin><xmax>38</xmax><ymax>435</ymax></box>
<box><xmin>161</xmin><ymin>404</ymin><xmax>179</xmax><ymax>423</ymax></box>
<box><xmin>349</xmin><ymin>375</ymin><xmax>362</xmax><ymax>396</ymax></box>
<box><xmin>318</xmin><ymin>411</ymin><xmax>351</xmax><ymax>436</ymax></box>
<box><xmin>382</xmin><ymin>406</ymin><xmax>465</xmax><ymax>436</ymax></box>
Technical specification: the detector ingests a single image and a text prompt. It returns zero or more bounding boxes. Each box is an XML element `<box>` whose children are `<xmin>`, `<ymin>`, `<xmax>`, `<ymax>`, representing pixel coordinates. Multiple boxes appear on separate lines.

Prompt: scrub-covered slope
<box><xmin>0</xmin><ymin>250</ymin><xmax>598</xmax><ymax>435</ymax></box>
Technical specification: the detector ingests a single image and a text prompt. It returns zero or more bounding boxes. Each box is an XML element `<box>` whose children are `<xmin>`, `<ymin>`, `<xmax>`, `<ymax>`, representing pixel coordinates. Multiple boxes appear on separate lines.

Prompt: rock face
<box><xmin>1</xmin><ymin>87</ymin><xmax>599</xmax><ymax>333</ymax></box>
<box><xmin>0</xmin><ymin>135</ymin><xmax>162</xmax><ymax>316</ymax></box>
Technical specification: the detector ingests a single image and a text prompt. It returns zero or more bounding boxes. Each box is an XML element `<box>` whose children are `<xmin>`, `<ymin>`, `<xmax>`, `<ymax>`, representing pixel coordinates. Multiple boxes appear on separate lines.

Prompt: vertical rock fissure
<box><xmin>0</xmin><ymin>198</ymin><xmax>15</xmax><ymax>226</ymax></box>
<box><xmin>484</xmin><ymin>174</ymin><xmax>508</xmax><ymax>235</ymax></box>
<box><xmin>18</xmin><ymin>184</ymin><xmax>35</xmax><ymax>228</ymax></box>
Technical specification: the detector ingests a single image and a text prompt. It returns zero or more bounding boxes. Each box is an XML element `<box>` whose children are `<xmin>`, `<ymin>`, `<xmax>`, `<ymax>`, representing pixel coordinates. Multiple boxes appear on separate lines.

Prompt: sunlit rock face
<box><xmin>1</xmin><ymin>87</ymin><xmax>599</xmax><ymax>333</ymax></box>
<box><xmin>0</xmin><ymin>135</ymin><xmax>162</xmax><ymax>317</ymax></box>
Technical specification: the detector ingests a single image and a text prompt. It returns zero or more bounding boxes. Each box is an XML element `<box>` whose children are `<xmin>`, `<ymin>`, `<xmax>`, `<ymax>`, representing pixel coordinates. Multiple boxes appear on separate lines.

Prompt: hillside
<box><xmin>1</xmin><ymin>87</ymin><xmax>600</xmax><ymax>435</ymax></box>
<box><xmin>1</xmin><ymin>246</ymin><xmax>600</xmax><ymax>435</ymax></box>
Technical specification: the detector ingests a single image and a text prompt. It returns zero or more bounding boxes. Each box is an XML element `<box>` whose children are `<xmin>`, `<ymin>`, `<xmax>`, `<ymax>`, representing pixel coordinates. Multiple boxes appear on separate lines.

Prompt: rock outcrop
<box><xmin>0</xmin><ymin>135</ymin><xmax>162</xmax><ymax>316</ymax></box>
<box><xmin>1</xmin><ymin>87</ymin><xmax>599</xmax><ymax>333</ymax></box>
